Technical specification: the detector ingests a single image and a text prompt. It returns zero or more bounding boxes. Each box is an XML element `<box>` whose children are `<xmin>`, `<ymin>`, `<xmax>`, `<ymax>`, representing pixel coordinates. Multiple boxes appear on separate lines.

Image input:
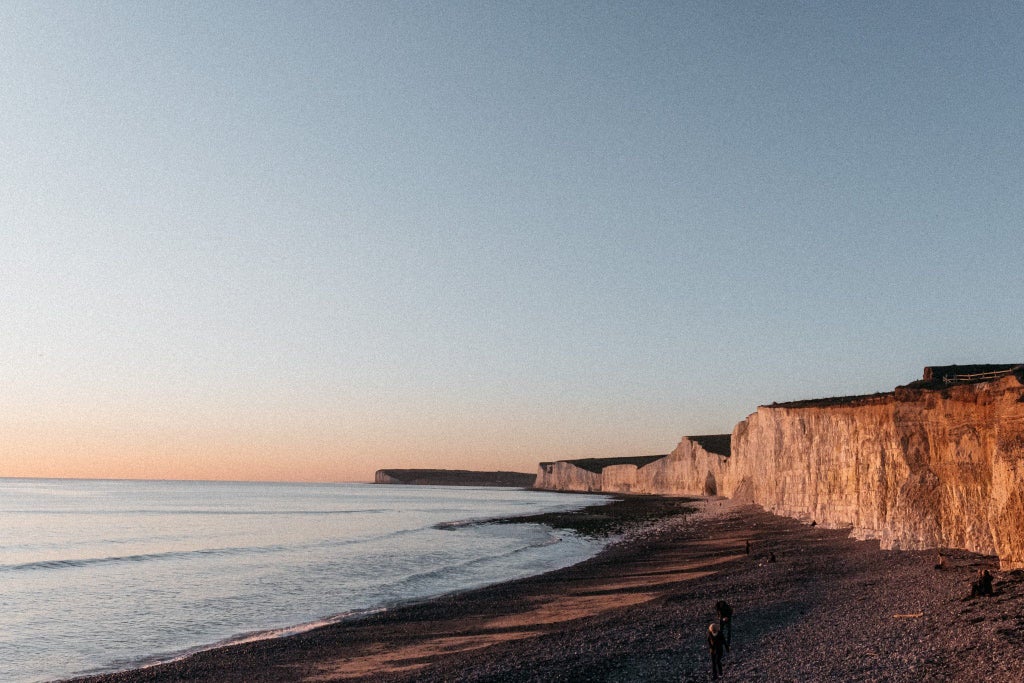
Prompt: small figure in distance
<box><xmin>707</xmin><ymin>623</ymin><xmax>726</xmax><ymax>679</ymax></box>
<box><xmin>933</xmin><ymin>552</ymin><xmax>945</xmax><ymax>570</ymax></box>
<box><xmin>745</xmin><ymin>539</ymin><xmax>751</xmax><ymax>555</ymax></box>
<box><xmin>768</xmin><ymin>549</ymin><xmax>777</xmax><ymax>563</ymax></box>
<box><xmin>715</xmin><ymin>600</ymin><xmax>733</xmax><ymax>652</ymax></box>
<box><xmin>971</xmin><ymin>569</ymin><xmax>994</xmax><ymax>598</ymax></box>
<box><xmin>810</xmin><ymin>520</ymin><xmax>817</xmax><ymax>527</ymax></box>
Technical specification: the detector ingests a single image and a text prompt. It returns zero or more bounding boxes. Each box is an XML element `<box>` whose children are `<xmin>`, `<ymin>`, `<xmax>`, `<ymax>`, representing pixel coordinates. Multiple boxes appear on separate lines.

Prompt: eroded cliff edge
<box><xmin>724</xmin><ymin>374</ymin><xmax>1024</xmax><ymax>568</ymax></box>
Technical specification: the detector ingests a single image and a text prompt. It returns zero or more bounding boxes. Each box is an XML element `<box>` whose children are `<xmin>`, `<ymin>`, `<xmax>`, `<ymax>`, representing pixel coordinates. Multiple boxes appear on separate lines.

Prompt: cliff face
<box><xmin>533</xmin><ymin>461</ymin><xmax>603</xmax><ymax>492</ymax></box>
<box><xmin>375</xmin><ymin>471</ymin><xmax>403</xmax><ymax>484</ymax></box>
<box><xmin>533</xmin><ymin>439</ymin><xmax>728</xmax><ymax>496</ymax></box>
<box><xmin>531</xmin><ymin>373</ymin><xmax>1024</xmax><ymax>568</ymax></box>
<box><xmin>725</xmin><ymin>376</ymin><xmax>1024</xmax><ymax>568</ymax></box>
<box><xmin>633</xmin><ymin>437</ymin><xmax>729</xmax><ymax>495</ymax></box>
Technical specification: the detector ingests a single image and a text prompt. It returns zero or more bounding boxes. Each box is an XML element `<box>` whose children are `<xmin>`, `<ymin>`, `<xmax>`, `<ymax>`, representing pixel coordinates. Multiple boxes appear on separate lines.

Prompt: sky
<box><xmin>2</xmin><ymin>1</ymin><xmax>1022</xmax><ymax>482</ymax></box>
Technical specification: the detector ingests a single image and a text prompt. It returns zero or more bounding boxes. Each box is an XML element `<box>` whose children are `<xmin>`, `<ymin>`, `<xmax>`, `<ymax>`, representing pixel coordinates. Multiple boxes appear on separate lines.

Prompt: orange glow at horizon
<box><xmin>1</xmin><ymin>399</ymin><xmax>701</xmax><ymax>484</ymax></box>
<box><xmin>0</xmin><ymin>422</ymin><xmax>603</xmax><ymax>484</ymax></box>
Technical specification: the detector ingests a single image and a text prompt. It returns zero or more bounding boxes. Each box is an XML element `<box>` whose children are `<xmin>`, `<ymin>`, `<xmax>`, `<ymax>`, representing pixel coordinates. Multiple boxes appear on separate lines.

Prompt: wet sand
<box><xmin>74</xmin><ymin>497</ymin><xmax>1024</xmax><ymax>682</ymax></box>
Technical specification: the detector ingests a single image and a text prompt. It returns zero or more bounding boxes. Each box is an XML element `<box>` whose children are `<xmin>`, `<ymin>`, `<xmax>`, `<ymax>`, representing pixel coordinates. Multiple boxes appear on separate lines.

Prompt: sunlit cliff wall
<box><xmin>533</xmin><ymin>372</ymin><xmax>1024</xmax><ymax>568</ymax></box>
<box><xmin>634</xmin><ymin>436</ymin><xmax>730</xmax><ymax>495</ymax></box>
<box><xmin>600</xmin><ymin>464</ymin><xmax>642</xmax><ymax>493</ymax></box>
<box><xmin>533</xmin><ymin>461</ymin><xmax>602</xmax><ymax>492</ymax></box>
<box><xmin>723</xmin><ymin>375</ymin><xmax>1024</xmax><ymax>569</ymax></box>
<box><xmin>533</xmin><ymin>437</ymin><xmax>729</xmax><ymax>496</ymax></box>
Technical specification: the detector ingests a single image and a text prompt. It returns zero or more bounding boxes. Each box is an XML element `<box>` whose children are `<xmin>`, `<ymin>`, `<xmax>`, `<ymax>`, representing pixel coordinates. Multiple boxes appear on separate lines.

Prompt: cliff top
<box><xmin>765</xmin><ymin>391</ymin><xmax>894</xmax><ymax>409</ymax></box>
<box><xmin>548</xmin><ymin>455</ymin><xmax>668</xmax><ymax>474</ymax></box>
<box><xmin>923</xmin><ymin>363</ymin><xmax>1022</xmax><ymax>381</ymax></box>
<box><xmin>687</xmin><ymin>434</ymin><xmax>731</xmax><ymax>457</ymax></box>
<box><xmin>909</xmin><ymin>364</ymin><xmax>1023</xmax><ymax>390</ymax></box>
<box><xmin>765</xmin><ymin>364</ymin><xmax>1024</xmax><ymax>409</ymax></box>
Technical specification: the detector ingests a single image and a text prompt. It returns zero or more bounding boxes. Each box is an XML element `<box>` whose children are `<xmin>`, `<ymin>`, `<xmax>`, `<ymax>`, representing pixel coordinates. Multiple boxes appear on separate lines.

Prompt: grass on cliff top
<box><xmin>496</xmin><ymin>495</ymin><xmax>699</xmax><ymax>537</ymax></box>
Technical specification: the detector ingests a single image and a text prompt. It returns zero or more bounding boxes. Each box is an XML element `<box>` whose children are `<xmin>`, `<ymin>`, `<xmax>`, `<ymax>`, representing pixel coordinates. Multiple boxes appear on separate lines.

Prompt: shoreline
<box><xmin>73</xmin><ymin>496</ymin><xmax>1024</xmax><ymax>682</ymax></box>
<box><xmin>66</xmin><ymin>495</ymin><xmax>688</xmax><ymax>682</ymax></box>
<box><xmin>64</xmin><ymin>492</ymin><xmax>636</xmax><ymax>681</ymax></box>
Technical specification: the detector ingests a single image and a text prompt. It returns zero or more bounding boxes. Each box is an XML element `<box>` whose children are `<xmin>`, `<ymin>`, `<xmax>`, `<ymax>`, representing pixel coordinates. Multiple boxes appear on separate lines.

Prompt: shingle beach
<box><xmin>75</xmin><ymin>497</ymin><xmax>1024</xmax><ymax>682</ymax></box>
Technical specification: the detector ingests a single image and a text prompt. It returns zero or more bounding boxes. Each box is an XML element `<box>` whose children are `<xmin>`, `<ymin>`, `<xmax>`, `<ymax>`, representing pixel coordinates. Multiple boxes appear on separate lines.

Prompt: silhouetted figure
<box><xmin>745</xmin><ymin>539</ymin><xmax>751</xmax><ymax>555</ymax></box>
<box><xmin>715</xmin><ymin>600</ymin><xmax>733</xmax><ymax>651</ymax></box>
<box><xmin>768</xmin><ymin>550</ymin><xmax>777</xmax><ymax>563</ymax></box>
<box><xmin>810</xmin><ymin>520</ymin><xmax>817</xmax><ymax>527</ymax></box>
<box><xmin>971</xmin><ymin>569</ymin><xmax>994</xmax><ymax>597</ymax></box>
<box><xmin>707</xmin><ymin>623</ymin><xmax>725</xmax><ymax>679</ymax></box>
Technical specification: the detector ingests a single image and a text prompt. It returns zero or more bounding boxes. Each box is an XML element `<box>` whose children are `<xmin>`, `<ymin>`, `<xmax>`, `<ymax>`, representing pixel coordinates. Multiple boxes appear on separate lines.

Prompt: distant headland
<box><xmin>374</xmin><ymin>469</ymin><xmax>536</xmax><ymax>487</ymax></box>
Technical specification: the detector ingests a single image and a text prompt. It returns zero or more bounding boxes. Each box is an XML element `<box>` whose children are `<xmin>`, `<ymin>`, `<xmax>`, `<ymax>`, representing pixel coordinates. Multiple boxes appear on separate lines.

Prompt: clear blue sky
<box><xmin>2</xmin><ymin>1</ymin><xmax>1022</xmax><ymax>481</ymax></box>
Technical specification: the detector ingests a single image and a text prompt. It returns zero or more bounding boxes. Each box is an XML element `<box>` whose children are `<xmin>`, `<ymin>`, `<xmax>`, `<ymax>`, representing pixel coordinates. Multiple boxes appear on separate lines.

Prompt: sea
<box><xmin>0</xmin><ymin>478</ymin><xmax>611</xmax><ymax>682</ymax></box>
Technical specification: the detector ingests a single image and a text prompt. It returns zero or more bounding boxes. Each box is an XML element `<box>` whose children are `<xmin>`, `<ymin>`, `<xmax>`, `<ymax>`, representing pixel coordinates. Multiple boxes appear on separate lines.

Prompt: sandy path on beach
<box><xmin>301</xmin><ymin>535</ymin><xmax>745</xmax><ymax>681</ymax></box>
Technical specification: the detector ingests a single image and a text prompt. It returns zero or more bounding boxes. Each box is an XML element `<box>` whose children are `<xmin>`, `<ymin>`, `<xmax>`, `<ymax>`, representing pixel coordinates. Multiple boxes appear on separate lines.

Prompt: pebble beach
<box><xmin>75</xmin><ymin>496</ymin><xmax>1024</xmax><ymax>682</ymax></box>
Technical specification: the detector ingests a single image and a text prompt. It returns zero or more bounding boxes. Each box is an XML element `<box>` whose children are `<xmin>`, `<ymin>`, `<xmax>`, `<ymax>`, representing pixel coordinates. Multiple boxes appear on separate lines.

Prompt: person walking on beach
<box><xmin>707</xmin><ymin>623</ymin><xmax>725</xmax><ymax>679</ymax></box>
<box><xmin>715</xmin><ymin>600</ymin><xmax>733</xmax><ymax>651</ymax></box>
<box><xmin>971</xmin><ymin>569</ymin><xmax>994</xmax><ymax>597</ymax></box>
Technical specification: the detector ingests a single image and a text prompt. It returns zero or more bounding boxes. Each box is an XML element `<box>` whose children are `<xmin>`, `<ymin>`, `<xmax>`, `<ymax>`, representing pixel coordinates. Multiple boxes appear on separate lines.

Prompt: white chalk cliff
<box><xmin>724</xmin><ymin>375</ymin><xmax>1024</xmax><ymax>568</ymax></box>
<box><xmin>534</xmin><ymin>439</ymin><xmax>728</xmax><ymax>496</ymax></box>
<box><xmin>535</xmin><ymin>369</ymin><xmax>1024</xmax><ymax>569</ymax></box>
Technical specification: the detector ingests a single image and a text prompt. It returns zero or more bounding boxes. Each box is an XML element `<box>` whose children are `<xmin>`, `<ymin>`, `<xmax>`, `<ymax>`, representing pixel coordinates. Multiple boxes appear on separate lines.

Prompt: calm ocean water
<box><xmin>0</xmin><ymin>478</ymin><xmax>610</xmax><ymax>682</ymax></box>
